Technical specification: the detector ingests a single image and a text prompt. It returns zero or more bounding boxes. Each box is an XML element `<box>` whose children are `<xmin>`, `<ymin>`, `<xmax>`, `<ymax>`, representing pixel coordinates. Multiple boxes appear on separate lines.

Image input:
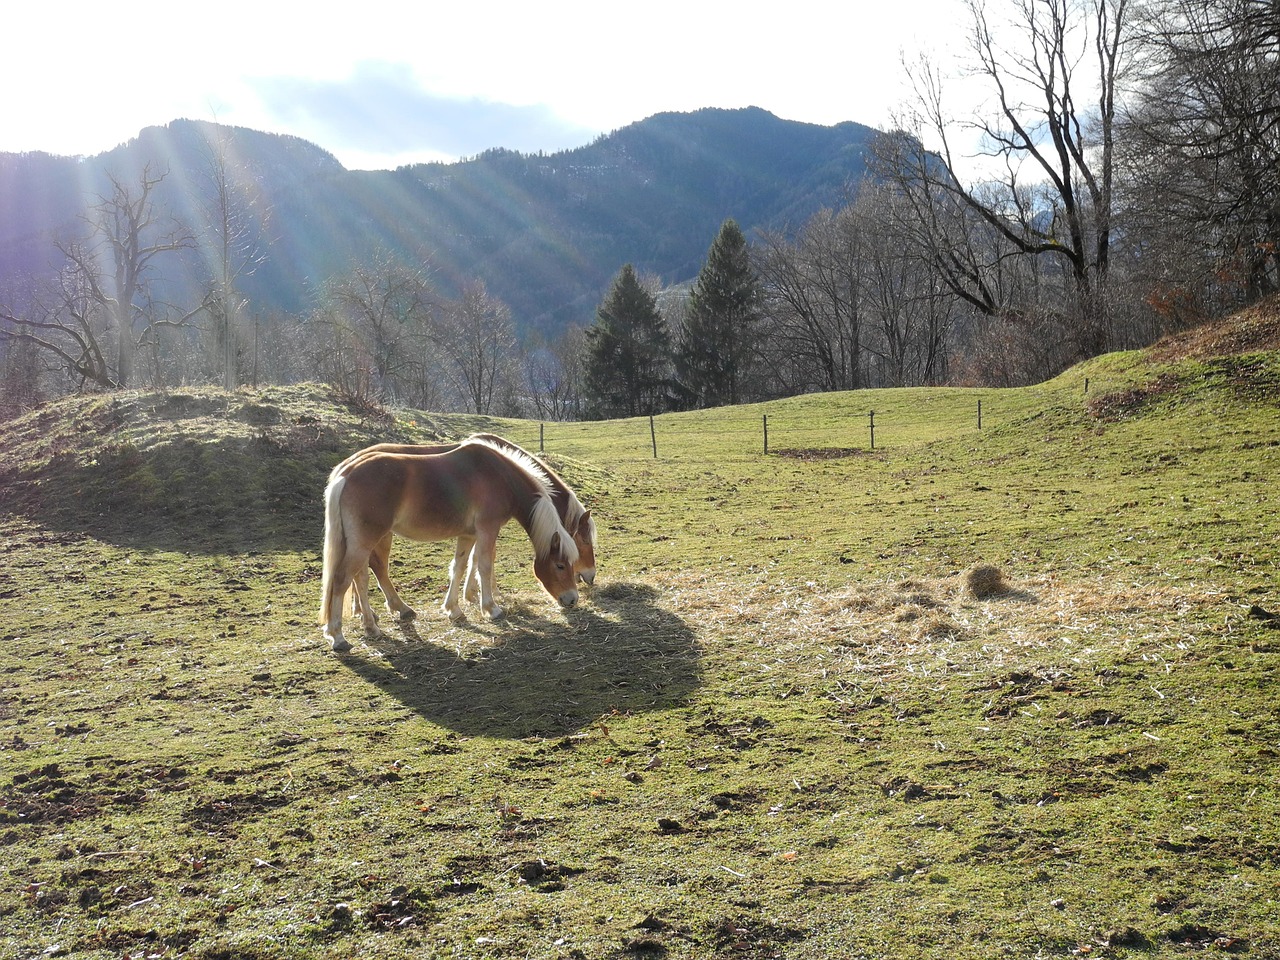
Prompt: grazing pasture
<box><xmin>1</xmin><ymin>312</ymin><xmax>1279</xmax><ymax>959</ymax></box>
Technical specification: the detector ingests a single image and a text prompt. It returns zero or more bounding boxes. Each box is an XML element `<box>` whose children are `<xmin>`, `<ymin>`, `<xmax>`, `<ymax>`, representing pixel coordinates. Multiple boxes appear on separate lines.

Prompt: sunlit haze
<box><xmin>5</xmin><ymin>1</ymin><xmax>966</xmax><ymax>170</ymax></box>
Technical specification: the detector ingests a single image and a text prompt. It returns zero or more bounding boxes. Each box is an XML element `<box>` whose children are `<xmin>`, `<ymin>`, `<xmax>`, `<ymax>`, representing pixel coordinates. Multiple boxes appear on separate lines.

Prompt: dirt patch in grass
<box><xmin>3</xmin><ymin>763</ymin><xmax>105</xmax><ymax>825</ymax></box>
<box><xmin>771</xmin><ymin>447</ymin><xmax>868</xmax><ymax>460</ymax></box>
<box><xmin>1086</xmin><ymin>372</ymin><xmax>1183</xmax><ymax>420</ymax></box>
<box><xmin>1089</xmin><ymin>353</ymin><xmax>1280</xmax><ymax>421</ymax></box>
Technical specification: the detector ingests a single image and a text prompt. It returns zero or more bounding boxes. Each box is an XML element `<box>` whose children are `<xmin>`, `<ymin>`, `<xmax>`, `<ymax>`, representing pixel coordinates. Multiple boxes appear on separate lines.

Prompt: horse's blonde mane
<box><xmin>557</xmin><ymin>481</ymin><xmax>595</xmax><ymax>545</ymax></box>
<box><xmin>467</xmin><ymin>433</ymin><xmax>596</xmax><ymax>547</ymax></box>
<box><xmin>463</xmin><ymin>437</ymin><xmax>579</xmax><ymax>563</ymax></box>
<box><xmin>464</xmin><ymin>435</ymin><xmax>552</xmax><ymax>490</ymax></box>
<box><xmin>529</xmin><ymin>495</ymin><xmax>579</xmax><ymax>564</ymax></box>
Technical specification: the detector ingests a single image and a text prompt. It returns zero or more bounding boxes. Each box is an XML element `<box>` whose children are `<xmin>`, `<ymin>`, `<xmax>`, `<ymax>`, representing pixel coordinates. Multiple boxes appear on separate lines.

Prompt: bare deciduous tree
<box><xmin>305</xmin><ymin>304</ymin><xmax>379</xmax><ymax>408</ymax></box>
<box><xmin>0</xmin><ymin>327</ymin><xmax>47</xmax><ymax>414</ymax></box>
<box><xmin>1120</xmin><ymin>0</ymin><xmax>1280</xmax><ymax>309</ymax></box>
<box><xmin>1</xmin><ymin>260</ymin><xmax>113</xmax><ymax>389</ymax></box>
<box><xmin>888</xmin><ymin>0</ymin><xmax>1131</xmax><ymax>358</ymax></box>
<box><xmin>525</xmin><ymin>325</ymin><xmax>586</xmax><ymax>421</ymax></box>
<box><xmin>856</xmin><ymin>184</ymin><xmax>956</xmax><ymax>386</ymax></box>
<box><xmin>0</xmin><ymin>165</ymin><xmax>192</xmax><ymax>389</ymax></box>
<box><xmin>755</xmin><ymin>207</ymin><xmax>866</xmax><ymax>394</ymax></box>
<box><xmin>436</xmin><ymin>280</ymin><xmax>517</xmax><ymax>414</ymax></box>
<box><xmin>323</xmin><ymin>251</ymin><xmax>437</xmax><ymax>404</ymax></box>
<box><xmin>754</xmin><ymin>188</ymin><xmax>957</xmax><ymax>392</ymax></box>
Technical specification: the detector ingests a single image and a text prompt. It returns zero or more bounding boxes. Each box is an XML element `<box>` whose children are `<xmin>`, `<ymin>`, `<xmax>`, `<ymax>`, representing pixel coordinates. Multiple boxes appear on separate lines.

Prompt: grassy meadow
<box><xmin>1</xmin><ymin>311</ymin><xmax>1279</xmax><ymax>959</ymax></box>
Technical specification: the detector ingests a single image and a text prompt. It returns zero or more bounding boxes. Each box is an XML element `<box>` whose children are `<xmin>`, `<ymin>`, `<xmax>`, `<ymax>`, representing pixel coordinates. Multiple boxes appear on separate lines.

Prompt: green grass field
<box><xmin>1</xmin><ymin>314</ymin><xmax>1278</xmax><ymax>959</ymax></box>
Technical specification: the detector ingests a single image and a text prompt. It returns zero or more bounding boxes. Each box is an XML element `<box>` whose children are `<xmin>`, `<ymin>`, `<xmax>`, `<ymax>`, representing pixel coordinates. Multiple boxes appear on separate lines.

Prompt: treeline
<box><xmin>2</xmin><ymin>0</ymin><xmax>1276</xmax><ymax>419</ymax></box>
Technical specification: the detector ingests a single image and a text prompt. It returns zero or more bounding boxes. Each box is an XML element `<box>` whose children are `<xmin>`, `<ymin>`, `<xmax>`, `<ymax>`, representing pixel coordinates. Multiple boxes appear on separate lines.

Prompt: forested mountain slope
<box><xmin>0</xmin><ymin>108</ymin><xmax>877</xmax><ymax>334</ymax></box>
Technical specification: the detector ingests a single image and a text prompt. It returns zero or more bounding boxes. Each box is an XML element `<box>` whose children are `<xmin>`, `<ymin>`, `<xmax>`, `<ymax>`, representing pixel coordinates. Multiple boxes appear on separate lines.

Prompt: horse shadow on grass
<box><xmin>339</xmin><ymin>582</ymin><xmax>701</xmax><ymax>740</ymax></box>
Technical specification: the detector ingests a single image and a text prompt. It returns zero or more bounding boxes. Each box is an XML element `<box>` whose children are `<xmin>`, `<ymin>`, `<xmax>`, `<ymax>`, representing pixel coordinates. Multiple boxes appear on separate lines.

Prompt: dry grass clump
<box><xmin>893</xmin><ymin>603</ymin><xmax>926</xmax><ymax>624</ymax></box>
<box><xmin>965</xmin><ymin>564</ymin><xmax>1010</xmax><ymax>599</ymax></box>
<box><xmin>911</xmin><ymin>611</ymin><xmax>966</xmax><ymax>642</ymax></box>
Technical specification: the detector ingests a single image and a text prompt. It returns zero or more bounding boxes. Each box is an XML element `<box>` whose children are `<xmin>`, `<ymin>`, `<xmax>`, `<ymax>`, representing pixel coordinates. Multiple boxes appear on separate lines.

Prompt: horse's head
<box><xmin>572</xmin><ymin>510</ymin><xmax>597</xmax><ymax>586</ymax></box>
<box><xmin>534</xmin><ymin>531</ymin><xmax>580</xmax><ymax>609</ymax></box>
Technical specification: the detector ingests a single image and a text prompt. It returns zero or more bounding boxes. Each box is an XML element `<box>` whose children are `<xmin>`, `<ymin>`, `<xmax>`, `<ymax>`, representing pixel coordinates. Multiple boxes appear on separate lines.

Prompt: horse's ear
<box><xmin>550</xmin><ymin>531</ymin><xmax>562</xmax><ymax>553</ymax></box>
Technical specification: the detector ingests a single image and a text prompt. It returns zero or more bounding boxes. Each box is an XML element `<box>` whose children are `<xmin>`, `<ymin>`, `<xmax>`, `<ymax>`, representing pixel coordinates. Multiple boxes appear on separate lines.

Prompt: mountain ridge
<box><xmin>0</xmin><ymin>108</ymin><xmax>880</xmax><ymax>335</ymax></box>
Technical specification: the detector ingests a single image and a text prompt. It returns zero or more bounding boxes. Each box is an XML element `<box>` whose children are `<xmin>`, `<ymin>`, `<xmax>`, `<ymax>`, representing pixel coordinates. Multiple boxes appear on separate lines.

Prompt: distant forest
<box><xmin>2</xmin><ymin>0</ymin><xmax>1276</xmax><ymax>418</ymax></box>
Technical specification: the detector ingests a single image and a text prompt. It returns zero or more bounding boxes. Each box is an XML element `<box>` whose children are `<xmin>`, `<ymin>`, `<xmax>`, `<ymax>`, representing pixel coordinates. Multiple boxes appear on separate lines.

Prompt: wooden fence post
<box><xmin>869</xmin><ymin>410</ymin><xmax>876</xmax><ymax>450</ymax></box>
<box><xmin>650</xmin><ymin>415</ymin><xmax>658</xmax><ymax>459</ymax></box>
<box><xmin>763</xmin><ymin>414</ymin><xmax>769</xmax><ymax>454</ymax></box>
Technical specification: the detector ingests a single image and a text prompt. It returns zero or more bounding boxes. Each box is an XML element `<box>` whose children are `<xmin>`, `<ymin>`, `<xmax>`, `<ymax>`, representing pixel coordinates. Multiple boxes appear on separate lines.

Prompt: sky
<box><xmin>4</xmin><ymin>1</ymin><xmax>969</xmax><ymax>171</ymax></box>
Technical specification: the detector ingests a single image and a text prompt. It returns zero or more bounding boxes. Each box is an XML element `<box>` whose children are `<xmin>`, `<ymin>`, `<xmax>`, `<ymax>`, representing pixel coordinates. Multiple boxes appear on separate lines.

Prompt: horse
<box><xmin>319</xmin><ymin>439</ymin><xmax>581</xmax><ymax>652</ymax></box>
<box><xmin>329</xmin><ymin>434</ymin><xmax>596</xmax><ymax>623</ymax></box>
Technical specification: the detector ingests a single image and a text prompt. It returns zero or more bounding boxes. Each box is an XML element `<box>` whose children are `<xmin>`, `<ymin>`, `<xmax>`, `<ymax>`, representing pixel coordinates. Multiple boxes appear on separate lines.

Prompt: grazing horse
<box><xmin>330</xmin><ymin>435</ymin><xmax>596</xmax><ymax>623</ymax></box>
<box><xmin>319</xmin><ymin>439</ymin><xmax>581</xmax><ymax>652</ymax></box>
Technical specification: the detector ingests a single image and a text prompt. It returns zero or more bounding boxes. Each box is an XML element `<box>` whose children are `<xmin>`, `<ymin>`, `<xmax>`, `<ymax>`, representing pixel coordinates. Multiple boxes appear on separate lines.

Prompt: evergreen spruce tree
<box><xmin>675</xmin><ymin>219</ymin><xmax>763</xmax><ymax>408</ymax></box>
<box><xmin>584</xmin><ymin>264</ymin><xmax>671</xmax><ymax>417</ymax></box>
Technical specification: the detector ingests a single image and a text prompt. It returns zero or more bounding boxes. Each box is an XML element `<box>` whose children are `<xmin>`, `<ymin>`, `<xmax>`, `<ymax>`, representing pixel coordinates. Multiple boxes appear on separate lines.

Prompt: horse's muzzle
<box><xmin>578</xmin><ymin>568</ymin><xmax>596</xmax><ymax>586</ymax></box>
<box><xmin>559</xmin><ymin>589</ymin><xmax>580</xmax><ymax>608</ymax></box>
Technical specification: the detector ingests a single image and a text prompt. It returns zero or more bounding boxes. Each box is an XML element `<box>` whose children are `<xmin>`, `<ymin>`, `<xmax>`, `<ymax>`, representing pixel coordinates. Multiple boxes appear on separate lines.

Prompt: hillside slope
<box><xmin>0</xmin><ymin>386</ymin><xmax>440</xmax><ymax>552</ymax></box>
<box><xmin>1148</xmin><ymin>293</ymin><xmax>1280</xmax><ymax>361</ymax></box>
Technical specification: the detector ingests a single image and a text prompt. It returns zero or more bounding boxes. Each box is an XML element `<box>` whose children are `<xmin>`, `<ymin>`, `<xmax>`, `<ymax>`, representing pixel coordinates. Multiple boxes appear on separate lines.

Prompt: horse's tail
<box><xmin>319</xmin><ymin>475</ymin><xmax>348</xmax><ymax>626</ymax></box>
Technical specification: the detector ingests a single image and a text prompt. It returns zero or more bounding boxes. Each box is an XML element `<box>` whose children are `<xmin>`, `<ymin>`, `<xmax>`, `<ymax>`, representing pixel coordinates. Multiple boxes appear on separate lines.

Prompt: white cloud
<box><xmin>2</xmin><ymin>1</ymin><xmax>968</xmax><ymax>168</ymax></box>
<box><xmin>249</xmin><ymin>62</ymin><xmax>598</xmax><ymax>167</ymax></box>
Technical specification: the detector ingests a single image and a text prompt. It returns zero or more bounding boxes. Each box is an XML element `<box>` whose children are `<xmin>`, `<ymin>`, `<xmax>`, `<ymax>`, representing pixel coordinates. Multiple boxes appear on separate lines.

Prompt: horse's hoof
<box><xmin>443</xmin><ymin>605</ymin><xmax>465</xmax><ymax>622</ymax></box>
<box><xmin>486</xmin><ymin>605</ymin><xmax>506</xmax><ymax>620</ymax></box>
<box><xmin>328</xmin><ymin>634</ymin><xmax>351</xmax><ymax>653</ymax></box>
<box><xmin>398</xmin><ymin>608</ymin><xmax>418</xmax><ymax>622</ymax></box>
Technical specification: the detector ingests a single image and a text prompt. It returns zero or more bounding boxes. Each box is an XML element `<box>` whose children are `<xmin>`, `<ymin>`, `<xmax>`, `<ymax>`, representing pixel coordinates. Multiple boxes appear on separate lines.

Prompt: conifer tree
<box><xmin>675</xmin><ymin>219</ymin><xmax>763</xmax><ymax>408</ymax></box>
<box><xmin>584</xmin><ymin>264</ymin><xmax>671</xmax><ymax>417</ymax></box>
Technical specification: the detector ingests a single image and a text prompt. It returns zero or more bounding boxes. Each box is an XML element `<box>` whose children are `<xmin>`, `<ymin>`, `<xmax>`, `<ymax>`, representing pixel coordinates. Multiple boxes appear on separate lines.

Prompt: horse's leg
<box><xmin>369</xmin><ymin>532</ymin><xmax>416</xmax><ymax>621</ymax></box>
<box><xmin>471</xmin><ymin>528</ymin><xmax>504</xmax><ymax>620</ymax></box>
<box><xmin>324</xmin><ymin>573</ymin><xmax>349</xmax><ymax>652</ymax></box>
<box><xmin>441</xmin><ymin>536</ymin><xmax>475</xmax><ymax>621</ymax></box>
<box><xmin>325</xmin><ymin>550</ymin><xmax>368</xmax><ymax>653</ymax></box>
<box><xmin>347</xmin><ymin>570</ymin><xmax>374</xmax><ymax>622</ymax></box>
<box><xmin>353</xmin><ymin>561</ymin><xmax>382</xmax><ymax>638</ymax></box>
<box><xmin>464</xmin><ymin>545</ymin><xmax>481</xmax><ymax>604</ymax></box>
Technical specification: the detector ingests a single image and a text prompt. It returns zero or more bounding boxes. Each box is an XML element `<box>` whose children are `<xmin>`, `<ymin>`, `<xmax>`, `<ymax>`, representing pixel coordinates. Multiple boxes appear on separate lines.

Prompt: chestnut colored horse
<box><xmin>319</xmin><ymin>439</ymin><xmax>580</xmax><ymax>652</ymax></box>
<box><xmin>330</xmin><ymin>434</ymin><xmax>596</xmax><ymax>622</ymax></box>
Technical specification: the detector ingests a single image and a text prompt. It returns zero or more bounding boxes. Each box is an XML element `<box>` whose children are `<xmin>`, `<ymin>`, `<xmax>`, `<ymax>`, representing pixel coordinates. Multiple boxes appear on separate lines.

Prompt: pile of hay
<box><xmin>965</xmin><ymin>564</ymin><xmax>1010</xmax><ymax>599</ymax></box>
